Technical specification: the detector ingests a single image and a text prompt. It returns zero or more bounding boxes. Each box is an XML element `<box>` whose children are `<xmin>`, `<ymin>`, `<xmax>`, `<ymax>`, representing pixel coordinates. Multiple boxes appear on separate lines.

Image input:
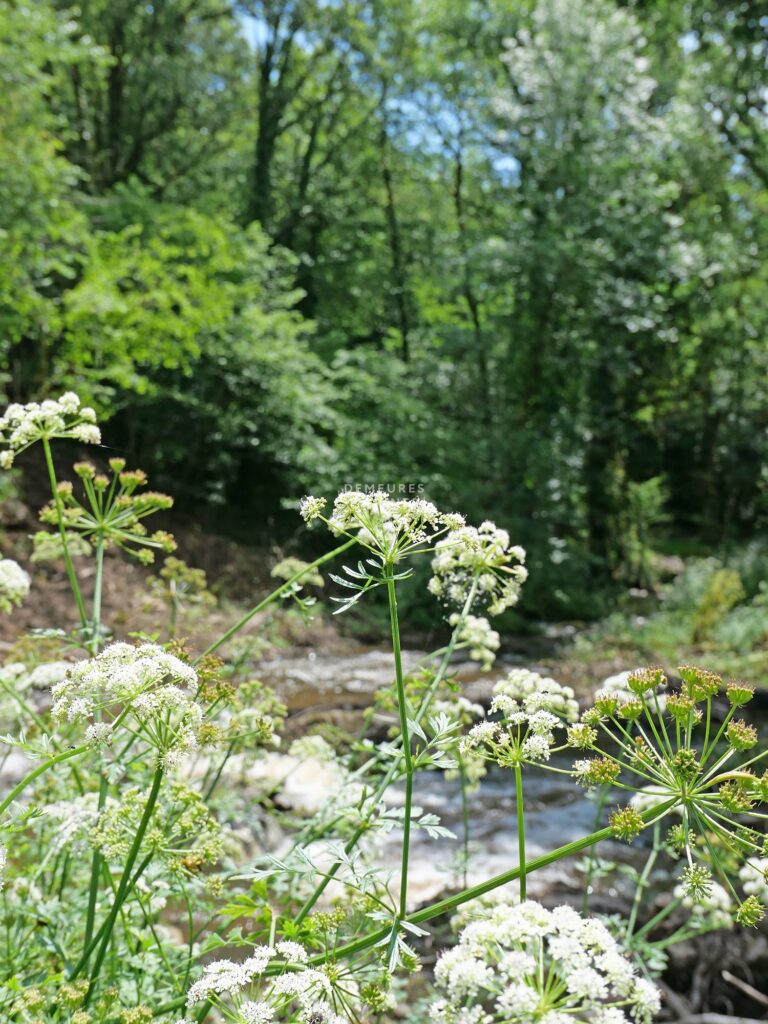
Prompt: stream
<box><xmin>255</xmin><ymin>645</ymin><xmax>638</xmax><ymax>911</ymax></box>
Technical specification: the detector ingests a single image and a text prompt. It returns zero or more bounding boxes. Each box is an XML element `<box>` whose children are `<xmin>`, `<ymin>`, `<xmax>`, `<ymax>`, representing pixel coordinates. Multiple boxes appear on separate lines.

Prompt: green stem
<box><xmin>76</xmin><ymin>852</ymin><xmax>155</xmax><ymax>973</ymax></box>
<box><xmin>625</xmin><ymin>822</ymin><xmax>660</xmax><ymax>940</ymax></box>
<box><xmin>702</xmin><ymin>705</ymin><xmax>736</xmax><ymax>765</ymax></box>
<box><xmin>91</xmin><ymin>538</ymin><xmax>105</xmax><ymax>653</ymax></box>
<box><xmin>0</xmin><ymin>745</ymin><xmax>88</xmax><ymax>817</ymax></box>
<box><xmin>41</xmin><ymin>436</ymin><xmax>88</xmax><ymax>628</ymax></box>
<box><xmin>82</xmin><ymin>771</ymin><xmax>109</xmax><ymax>959</ymax></box>
<box><xmin>304</xmin><ymin>799</ymin><xmax>678</xmax><ymax>968</ymax></box>
<box><xmin>80</xmin><ymin>767</ymin><xmax>164</xmax><ymax>1001</ymax></box>
<box><xmin>514</xmin><ymin>763</ymin><xmax>526</xmax><ymax>901</ymax></box>
<box><xmin>291</xmin><ymin>579</ymin><xmax>479</xmax><ymax>925</ymax></box>
<box><xmin>386</xmin><ymin>570</ymin><xmax>413</xmax><ymax>919</ymax></box>
<box><xmin>199</xmin><ymin>538</ymin><xmax>356</xmax><ymax>660</ymax></box>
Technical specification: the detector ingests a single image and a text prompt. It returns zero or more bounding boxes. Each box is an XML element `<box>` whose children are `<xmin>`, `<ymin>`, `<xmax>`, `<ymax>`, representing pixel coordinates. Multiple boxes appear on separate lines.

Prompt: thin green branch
<box><xmin>199</xmin><ymin>538</ymin><xmax>356</xmax><ymax>660</ymax></box>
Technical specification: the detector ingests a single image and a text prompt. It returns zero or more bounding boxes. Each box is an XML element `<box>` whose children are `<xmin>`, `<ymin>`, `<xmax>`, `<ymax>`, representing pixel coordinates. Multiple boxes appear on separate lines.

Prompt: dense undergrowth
<box><xmin>576</xmin><ymin>545</ymin><xmax>768</xmax><ymax>681</ymax></box>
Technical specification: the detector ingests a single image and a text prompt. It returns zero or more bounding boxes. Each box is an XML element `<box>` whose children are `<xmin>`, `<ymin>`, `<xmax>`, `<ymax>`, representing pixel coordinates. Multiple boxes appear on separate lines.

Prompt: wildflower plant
<box><xmin>0</xmin><ymin>557</ymin><xmax>30</xmax><ymax>611</ymax></box>
<box><xmin>430</xmin><ymin>900</ymin><xmax>661</xmax><ymax>1024</ymax></box>
<box><xmin>0</xmin><ymin>395</ymin><xmax>766</xmax><ymax>1024</ymax></box>
<box><xmin>0</xmin><ymin>392</ymin><xmax>100</xmax><ymax>469</ymax></box>
<box><xmin>148</xmin><ymin>556</ymin><xmax>216</xmax><ymax>637</ymax></box>
<box><xmin>573</xmin><ymin>665</ymin><xmax>768</xmax><ymax>924</ymax></box>
<box><xmin>38</xmin><ymin>458</ymin><xmax>176</xmax><ymax>565</ymax></box>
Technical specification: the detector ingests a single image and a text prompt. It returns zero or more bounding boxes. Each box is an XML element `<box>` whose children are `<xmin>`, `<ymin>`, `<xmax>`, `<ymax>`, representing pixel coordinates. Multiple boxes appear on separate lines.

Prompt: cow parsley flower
<box><xmin>462</xmin><ymin>671</ymin><xmax>578</xmax><ymax>769</ymax></box>
<box><xmin>301</xmin><ymin>489</ymin><xmax>463</xmax><ymax>563</ymax></box>
<box><xmin>450</xmin><ymin>613</ymin><xmax>500</xmax><ymax>669</ymax></box>
<box><xmin>429</xmin><ymin>522</ymin><xmax>527</xmax><ymax>615</ymax></box>
<box><xmin>0</xmin><ymin>392</ymin><xmax>100</xmax><ymax>468</ymax></box>
<box><xmin>185</xmin><ymin>942</ymin><xmax>354</xmax><ymax>1024</ymax></box>
<box><xmin>495</xmin><ymin>669</ymin><xmax>579</xmax><ymax>721</ymax></box>
<box><xmin>0</xmin><ymin>558</ymin><xmax>30</xmax><ymax>612</ymax></box>
<box><xmin>51</xmin><ymin>642</ymin><xmax>201</xmax><ymax>763</ymax></box>
<box><xmin>430</xmin><ymin>899</ymin><xmax>659</xmax><ymax>1024</ymax></box>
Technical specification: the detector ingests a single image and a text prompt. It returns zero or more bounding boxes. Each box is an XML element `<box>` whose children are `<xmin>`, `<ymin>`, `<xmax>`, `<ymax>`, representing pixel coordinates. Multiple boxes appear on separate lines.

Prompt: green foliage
<box><xmin>2</xmin><ymin>0</ymin><xmax>768</xmax><ymax>617</ymax></box>
<box><xmin>0</xmin><ymin>4</ymin><xmax>86</xmax><ymax>364</ymax></box>
<box><xmin>691</xmin><ymin>567</ymin><xmax>745</xmax><ymax>643</ymax></box>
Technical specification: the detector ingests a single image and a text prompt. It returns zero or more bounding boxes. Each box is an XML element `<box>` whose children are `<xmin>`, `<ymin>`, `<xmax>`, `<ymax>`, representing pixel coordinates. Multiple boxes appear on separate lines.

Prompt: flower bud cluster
<box><xmin>573</xmin><ymin>663</ymin><xmax>768</xmax><ymax>925</ymax></box>
<box><xmin>38</xmin><ymin>459</ymin><xmax>176</xmax><ymax>565</ymax></box>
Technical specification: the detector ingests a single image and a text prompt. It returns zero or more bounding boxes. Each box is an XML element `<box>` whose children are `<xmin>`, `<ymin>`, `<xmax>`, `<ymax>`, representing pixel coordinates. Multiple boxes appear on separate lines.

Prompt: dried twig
<box><xmin>675</xmin><ymin>1015</ymin><xmax>767</xmax><ymax>1024</ymax></box>
<box><xmin>722</xmin><ymin>970</ymin><xmax>768</xmax><ymax>1010</ymax></box>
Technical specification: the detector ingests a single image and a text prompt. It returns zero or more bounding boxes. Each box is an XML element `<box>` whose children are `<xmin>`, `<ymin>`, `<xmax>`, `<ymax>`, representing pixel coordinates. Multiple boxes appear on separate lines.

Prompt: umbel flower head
<box><xmin>0</xmin><ymin>558</ymin><xmax>30</xmax><ymax>612</ymax></box>
<box><xmin>430</xmin><ymin>899</ymin><xmax>660</xmax><ymax>1024</ymax></box>
<box><xmin>450</xmin><ymin>612</ymin><xmax>500</xmax><ymax>669</ymax></box>
<box><xmin>300</xmin><ymin>489</ymin><xmax>464</xmax><ymax>562</ymax></box>
<box><xmin>574</xmin><ymin>665</ymin><xmax>768</xmax><ymax>924</ymax></box>
<box><xmin>0</xmin><ymin>392</ymin><xmax>100</xmax><ymax>468</ymax></box>
<box><xmin>429</xmin><ymin>521</ymin><xmax>527</xmax><ymax>615</ymax></box>
<box><xmin>185</xmin><ymin>941</ymin><xmax>353</xmax><ymax>1024</ymax></box>
<box><xmin>38</xmin><ymin>458</ymin><xmax>176</xmax><ymax>564</ymax></box>
<box><xmin>461</xmin><ymin>669</ymin><xmax>578</xmax><ymax>769</ymax></box>
<box><xmin>51</xmin><ymin>642</ymin><xmax>202</xmax><ymax>767</ymax></box>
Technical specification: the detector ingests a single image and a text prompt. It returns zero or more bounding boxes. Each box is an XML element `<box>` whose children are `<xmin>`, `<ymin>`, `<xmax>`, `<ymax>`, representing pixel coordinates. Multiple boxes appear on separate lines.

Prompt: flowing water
<box><xmin>257</xmin><ymin>645</ymin><xmax>638</xmax><ymax>910</ymax></box>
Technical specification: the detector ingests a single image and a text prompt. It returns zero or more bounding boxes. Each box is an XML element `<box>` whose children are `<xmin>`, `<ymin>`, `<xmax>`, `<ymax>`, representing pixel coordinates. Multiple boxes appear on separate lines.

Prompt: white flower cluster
<box><xmin>302</xmin><ymin>489</ymin><xmax>464</xmax><ymax>562</ymax></box>
<box><xmin>494</xmin><ymin>669</ymin><xmax>579</xmax><ymax>722</ymax></box>
<box><xmin>674</xmin><ymin>878</ymin><xmax>733</xmax><ymax>932</ymax></box>
<box><xmin>740</xmin><ymin>858</ymin><xmax>768</xmax><ymax>903</ymax></box>
<box><xmin>186</xmin><ymin>942</ymin><xmax>346</xmax><ymax>1024</ymax></box>
<box><xmin>430</xmin><ymin>899</ymin><xmax>660</xmax><ymax>1024</ymax></box>
<box><xmin>450</xmin><ymin>613</ymin><xmax>500</xmax><ymax>669</ymax></box>
<box><xmin>463</xmin><ymin>702</ymin><xmax>561</xmax><ymax>766</ymax></box>
<box><xmin>44</xmin><ymin>793</ymin><xmax>109</xmax><ymax>855</ymax></box>
<box><xmin>429</xmin><ymin>522</ymin><xmax>527</xmax><ymax>615</ymax></box>
<box><xmin>460</xmin><ymin>672</ymin><xmax>577</xmax><ymax>768</ymax></box>
<box><xmin>0</xmin><ymin>392</ymin><xmax>100</xmax><ymax>468</ymax></box>
<box><xmin>0</xmin><ymin>559</ymin><xmax>30</xmax><ymax>613</ymax></box>
<box><xmin>51</xmin><ymin>642</ymin><xmax>200</xmax><ymax>764</ymax></box>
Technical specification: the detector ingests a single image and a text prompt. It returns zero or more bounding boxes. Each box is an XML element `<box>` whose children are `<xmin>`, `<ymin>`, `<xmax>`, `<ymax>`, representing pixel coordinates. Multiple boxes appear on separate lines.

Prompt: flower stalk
<box><xmin>42</xmin><ymin>436</ymin><xmax>88</xmax><ymax>628</ymax></box>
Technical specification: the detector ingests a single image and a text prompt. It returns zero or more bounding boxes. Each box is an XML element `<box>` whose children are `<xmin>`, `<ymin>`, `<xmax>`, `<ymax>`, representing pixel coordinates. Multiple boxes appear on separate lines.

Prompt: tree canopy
<box><xmin>2</xmin><ymin>0</ymin><xmax>766</xmax><ymax>615</ymax></box>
